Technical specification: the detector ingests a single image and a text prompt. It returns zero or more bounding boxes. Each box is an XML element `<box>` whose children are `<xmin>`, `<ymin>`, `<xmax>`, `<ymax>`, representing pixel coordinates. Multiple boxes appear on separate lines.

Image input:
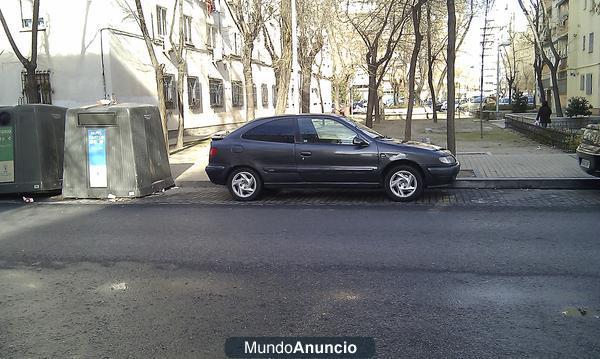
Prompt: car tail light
<box><xmin>209</xmin><ymin>147</ymin><xmax>218</xmax><ymax>157</ymax></box>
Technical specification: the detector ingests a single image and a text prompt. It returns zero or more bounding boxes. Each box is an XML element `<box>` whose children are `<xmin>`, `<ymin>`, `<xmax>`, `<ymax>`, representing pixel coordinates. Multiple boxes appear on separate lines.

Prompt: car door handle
<box><xmin>300</xmin><ymin>151</ymin><xmax>312</xmax><ymax>157</ymax></box>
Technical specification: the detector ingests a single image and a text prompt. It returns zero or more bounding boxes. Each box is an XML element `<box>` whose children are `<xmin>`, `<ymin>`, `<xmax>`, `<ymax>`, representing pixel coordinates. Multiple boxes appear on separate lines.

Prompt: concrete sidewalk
<box><xmin>457</xmin><ymin>153</ymin><xmax>590</xmax><ymax>178</ymax></box>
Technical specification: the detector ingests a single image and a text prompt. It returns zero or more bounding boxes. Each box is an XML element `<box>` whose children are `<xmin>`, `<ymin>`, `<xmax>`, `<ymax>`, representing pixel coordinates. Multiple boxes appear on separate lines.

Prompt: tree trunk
<box><xmin>175</xmin><ymin>0</ymin><xmax>185</xmax><ymax>150</ymax></box>
<box><xmin>365</xmin><ymin>62</ymin><xmax>377</xmax><ymax>128</ymax></box>
<box><xmin>276</xmin><ymin>67</ymin><xmax>291</xmax><ymax>114</ymax></box>
<box><xmin>24</xmin><ymin>65</ymin><xmax>40</xmax><ymax>103</ymax></box>
<box><xmin>242</xmin><ymin>42</ymin><xmax>255</xmax><ymax>121</ymax></box>
<box><xmin>548</xmin><ymin>64</ymin><xmax>563</xmax><ymax>117</ymax></box>
<box><xmin>300</xmin><ymin>66</ymin><xmax>312</xmax><ymax>113</ymax></box>
<box><xmin>534</xmin><ymin>54</ymin><xmax>545</xmax><ymax>104</ymax></box>
<box><xmin>446</xmin><ymin>0</ymin><xmax>457</xmax><ymax>154</ymax></box>
<box><xmin>154</xmin><ymin>67</ymin><xmax>169</xmax><ymax>152</ymax></box>
<box><xmin>316</xmin><ymin>75</ymin><xmax>324</xmax><ymax>113</ymax></box>
<box><xmin>405</xmin><ymin>3</ymin><xmax>423</xmax><ymax>141</ymax></box>
<box><xmin>426</xmin><ymin>2</ymin><xmax>437</xmax><ymax>123</ymax></box>
<box><xmin>333</xmin><ymin>81</ymin><xmax>340</xmax><ymax>111</ymax></box>
<box><xmin>134</xmin><ymin>0</ymin><xmax>169</xmax><ymax>154</ymax></box>
<box><xmin>0</xmin><ymin>0</ymin><xmax>40</xmax><ymax>103</ymax></box>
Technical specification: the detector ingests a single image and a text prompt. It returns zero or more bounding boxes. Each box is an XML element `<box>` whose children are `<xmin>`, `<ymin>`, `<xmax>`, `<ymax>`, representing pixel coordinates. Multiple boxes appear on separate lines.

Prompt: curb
<box><xmin>173</xmin><ymin>179</ymin><xmax>600</xmax><ymax>190</ymax></box>
<box><xmin>451</xmin><ymin>177</ymin><xmax>600</xmax><ymax>190</ymax></box>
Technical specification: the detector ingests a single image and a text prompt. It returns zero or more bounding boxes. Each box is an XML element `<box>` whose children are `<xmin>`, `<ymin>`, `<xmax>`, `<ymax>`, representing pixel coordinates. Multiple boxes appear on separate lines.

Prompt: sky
<box><xmin>455</xmin><ymin>0</ymin><xmax>530</xmax><ymax>94</ymax></box>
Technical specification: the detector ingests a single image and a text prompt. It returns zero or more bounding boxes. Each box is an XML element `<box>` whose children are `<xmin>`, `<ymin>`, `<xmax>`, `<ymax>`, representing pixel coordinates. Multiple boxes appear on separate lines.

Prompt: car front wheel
<box><xmin>227</xmin><ymin>168</ymin><xmax>262</xmax><ymax>201</ymax></box>
<box><xmin>384</xmin><ymin>165</ymin><xmax>424</xmax><ymax>202</ymax></box>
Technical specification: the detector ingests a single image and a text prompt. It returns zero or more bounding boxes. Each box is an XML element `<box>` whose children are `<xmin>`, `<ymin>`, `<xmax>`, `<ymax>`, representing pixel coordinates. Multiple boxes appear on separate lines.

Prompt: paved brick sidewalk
<box><xmin>457</xmin><ymin>153</ymin><xmax>592</xmax><ymax>178</ymax></box>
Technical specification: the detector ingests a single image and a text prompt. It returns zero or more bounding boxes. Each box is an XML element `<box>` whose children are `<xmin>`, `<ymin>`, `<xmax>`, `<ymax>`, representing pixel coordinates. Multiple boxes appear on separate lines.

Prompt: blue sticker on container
<box><xmin>88</xmin><ymin>128</ymin><xmax>107</xmax><ymax>187</ymax></box>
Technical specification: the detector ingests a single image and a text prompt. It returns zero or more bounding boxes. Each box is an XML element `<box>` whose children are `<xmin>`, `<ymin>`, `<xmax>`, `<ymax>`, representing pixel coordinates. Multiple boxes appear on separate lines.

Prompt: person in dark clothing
<box><xmin>536</xmin><ymin>101</ymin><xmax>552</xmax><ymax>128</ymax></box>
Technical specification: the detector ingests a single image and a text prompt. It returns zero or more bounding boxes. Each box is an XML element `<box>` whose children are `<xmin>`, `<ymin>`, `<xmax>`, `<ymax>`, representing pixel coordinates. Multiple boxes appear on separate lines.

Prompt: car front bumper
<box><xmin>205</xmin><ymin>165</ymin><xmax>229</xmax><ymax>185</ymax></box>
<box><xmin>425</xmin><ymin>162</ymin><xmax>461</xmax><ymax>186</ymax></box>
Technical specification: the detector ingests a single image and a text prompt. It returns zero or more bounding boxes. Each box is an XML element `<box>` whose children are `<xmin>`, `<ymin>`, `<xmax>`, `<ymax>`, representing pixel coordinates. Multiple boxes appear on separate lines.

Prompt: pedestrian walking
<box><xmin>536</xmin><ymin>101</ymin><xmax>552</xmax><ymax>128</ymax></box>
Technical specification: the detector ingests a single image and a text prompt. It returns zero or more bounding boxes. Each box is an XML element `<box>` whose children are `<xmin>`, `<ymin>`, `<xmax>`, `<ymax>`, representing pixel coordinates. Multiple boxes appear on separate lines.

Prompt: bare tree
<box><xmin>327</xmin><ymin>5</ymin><xmax>362</xmax><ymax>113</ymax></box>
<box><xmin>433</xmin><ymin>0</ymin><xmax>475</xmax><ymax>99</ymax></box>
<box><xmin>501</xmin><ymin>19</ymin><xmax>518</xmax><ymax>104</ymax></box>
<box><xmin>345</xmin><ymin>0</ymin><xmax>410</xmax><ymax>127</ymax></box>
<box><xmin>447</xmin><ymin>0</ymin><xmax>457</xmax><ymax>154</ymax></box>
<box><xmin>425</xmin><ymin>1</ymin><xmax>438</xmax><ymax>122</ymax></box>
<box><xmin>296</xmin><ymin>0</ymin><xmax>326</xmax><ymax>113</ymax></box>
<box><xmin>263</xmin><ymin>0</ymin><xmax>292</xmax><ymax>114</ymax></box>
<box><xmin>228</xmin><ymin>0</ymin><xmax>274</xmax><ymax>121</ymax></box>
<box><xmin>132</xmin><ymin>0</ymin><xmax>169</xmax><ymax>153</ymax></box>
<box><xmin>518</xmin><ymin>0</ymin><xmax>563</xmax><ymax>116</ymax></box>
<box><xmin>168</xmin><ymin>0</ymin><xmax>186</xmax><ymax>150</ymax></box>
<box><xmin>404</xmin><ymin>1</ymin><xmax>425</xmax><ymax>141</ymax></box>
<box><xmin>0</xmin><ymin>0</ymin><xmax>41</xmax><ymax>103</ymax></box>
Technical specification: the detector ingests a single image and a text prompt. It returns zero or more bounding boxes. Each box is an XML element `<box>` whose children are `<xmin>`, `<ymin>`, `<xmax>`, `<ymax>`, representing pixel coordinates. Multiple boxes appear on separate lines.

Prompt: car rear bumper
<box><xmin>205</xmin><ymin>165</ymin><xmax>228</xmax><ymax>185</ymax></box>
<box><xmin>576</xmin><ymin>151</ymin><xmax>600</xmax><ymax>177</ymax></box>
<box><xmin>425</xmin><ymin>162</ymin><xmax>461</xmax><ymax>186</ymax></box>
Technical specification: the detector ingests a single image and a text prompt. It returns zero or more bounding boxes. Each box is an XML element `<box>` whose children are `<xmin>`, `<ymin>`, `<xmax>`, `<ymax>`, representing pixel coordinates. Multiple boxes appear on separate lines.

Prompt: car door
<box><xmin>295</xmin><ymin>117</ymin><xmax>379</xmax><ymax>183</ymax></box>
<box><xmin>240</xmin><ymin>118</ymin><xmax>300</xmax><ymax>183</ymax></box>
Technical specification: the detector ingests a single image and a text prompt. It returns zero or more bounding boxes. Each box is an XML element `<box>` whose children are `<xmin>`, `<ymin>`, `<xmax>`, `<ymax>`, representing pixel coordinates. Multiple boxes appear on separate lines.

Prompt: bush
<box><xmin>565</xmin><ymin>97</ymin><xmax>593</xmax><ymax>118</ymax></box>
<box><xmin>511</xmin><ymin>90</ymin><xmax>528</xmax><ymax>113</ymax></box>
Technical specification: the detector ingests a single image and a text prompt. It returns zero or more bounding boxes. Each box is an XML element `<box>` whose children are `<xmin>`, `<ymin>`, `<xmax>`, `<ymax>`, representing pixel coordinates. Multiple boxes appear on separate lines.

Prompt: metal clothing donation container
<box><xmin>0</xmin><ymin>104</ymin><xmax>66</xmax><ymax>194</ymax></box>
<box><xmin>62</xmin><ymin>103</ymin><xmax>174</xmax><ymax>198</ymax></box>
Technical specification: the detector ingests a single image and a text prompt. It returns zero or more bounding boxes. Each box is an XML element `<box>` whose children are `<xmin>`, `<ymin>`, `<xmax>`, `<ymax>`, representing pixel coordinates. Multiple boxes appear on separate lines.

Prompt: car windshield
<box><xmin>343</xmin><ymin>117</ymin><xmax>387</xmax><ymax>139</ymax></box>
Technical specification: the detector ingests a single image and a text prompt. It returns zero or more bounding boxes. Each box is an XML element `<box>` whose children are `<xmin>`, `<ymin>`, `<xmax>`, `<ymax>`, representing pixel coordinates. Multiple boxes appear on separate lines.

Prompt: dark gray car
<box><xmin>205</xmin><ymin>114</ymin><xmax>460</xmax><ymax>201</ymax></box>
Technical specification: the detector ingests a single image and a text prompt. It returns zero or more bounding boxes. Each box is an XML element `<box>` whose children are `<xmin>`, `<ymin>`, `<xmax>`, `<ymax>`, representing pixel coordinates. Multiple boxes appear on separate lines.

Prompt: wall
<box><xmin>0</xmin><ymin>0</ymin><xmax>333</xmax><ymax>134</ymax></box>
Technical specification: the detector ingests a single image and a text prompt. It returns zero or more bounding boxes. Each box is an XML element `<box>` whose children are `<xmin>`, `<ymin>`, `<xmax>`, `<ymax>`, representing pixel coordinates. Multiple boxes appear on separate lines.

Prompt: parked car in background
<box><xmin>206</xmin><ymin>114</ymin><xmax>460</xmax><ymax>202</ymax></box>
<box><xmin>576</xmin><ymin>124</ymin><xmax>600</xmax><ymax>177</ymax></box>
<box><xmin>499</xmin><ymin>97</ymin><xmax>510</xmax><ymax>105</ymax></box>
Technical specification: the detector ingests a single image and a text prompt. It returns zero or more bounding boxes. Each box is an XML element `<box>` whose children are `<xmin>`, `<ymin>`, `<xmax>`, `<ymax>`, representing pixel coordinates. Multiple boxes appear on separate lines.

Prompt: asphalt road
<box><xmin>1</xmin><ymin>203</ymin><xmax>599</xmax><ymax>358</ymax></box>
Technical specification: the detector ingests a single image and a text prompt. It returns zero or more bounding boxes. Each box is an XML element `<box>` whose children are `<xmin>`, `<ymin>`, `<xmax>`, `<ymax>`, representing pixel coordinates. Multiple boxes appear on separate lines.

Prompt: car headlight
<box><xmin>439</xmin><ymin>155</ymin><xmax>456</xmax><ymax>164</ymax></box>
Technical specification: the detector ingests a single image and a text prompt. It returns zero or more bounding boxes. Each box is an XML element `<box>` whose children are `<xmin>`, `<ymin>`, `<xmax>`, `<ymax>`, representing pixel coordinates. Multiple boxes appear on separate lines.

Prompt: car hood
<box><xmin>379</xmin><ymin>138</ymin><xmax>444</xmax><ymax>151</ymax></box>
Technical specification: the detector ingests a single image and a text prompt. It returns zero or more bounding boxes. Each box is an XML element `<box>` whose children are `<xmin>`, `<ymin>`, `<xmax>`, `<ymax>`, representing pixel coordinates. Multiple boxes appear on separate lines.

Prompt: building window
<box><xmin>163</xmin><ymin>74</ymin><xmax>176</xmax><ymax>109</ymax></box>
<box><xmin>232</xmin><ymin>81</ymin><xmax>244</xmax><ymax>108</ymax></box>
<box><xmin>187</xmin><ymin>76</ymin><xmax>202</xmax><ymax>110</ymax></box>
<box><xmin>580</xmin><ymin>75</ymin><xmax>586</xmax><ymax>91</ymax></box>
<box><xmin>589</xmin><ymin>33</ymin><xmax>594</xmax><ymax>53</ymax></box>
<box><xmin>206</xmin><ymin>25</ymin><xmax>216</xmax><ymax>49</ymax></box>
<box><xmin>586</xmin><ymin>74</ymin><xmax>593</xmax><ymax>95</ymax></box>
<box><xmin>252</xmin><ymin>85</ymin><xmax>257</xmax><ymax>107</ymax></box>
<box><xmin>21</xmin><ymin>70</ymin><xmax>52</xmax><ymax>104</ymax></box>
<box><xmin>209</xmin><ymin>78</ymin><xmax>224</xmax><ymax>108</ymax></box>
<box><xmin>583</xmin><ymin>35</ymin><xmax>586</xmax><ymax>51</ymax></box>
<box><xmin>272</xmin><ymin>85</ymin><xmax>277</xmax><ymax>107</ymax></box>
<box><xmin>183</xmin><ymin>15</ymin><xmax>193</xmax><ymax>44</ymax></box>
<box><xmin>261</xmin><ymin>84</ymin><xmax>269</xmax><ymax>107</ymax></box>
<box><xmin>156</xmin><ymin>6</ymin><xmax>167</xmax><ymax>38</ymax></box>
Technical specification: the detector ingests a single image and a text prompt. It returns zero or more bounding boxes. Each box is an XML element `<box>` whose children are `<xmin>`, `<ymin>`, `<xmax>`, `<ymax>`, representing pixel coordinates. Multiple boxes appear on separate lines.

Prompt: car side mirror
<box><xmin>353</xmin><ymin>136</ymin><xmax>368</xmax><ymax>147</ymax></box>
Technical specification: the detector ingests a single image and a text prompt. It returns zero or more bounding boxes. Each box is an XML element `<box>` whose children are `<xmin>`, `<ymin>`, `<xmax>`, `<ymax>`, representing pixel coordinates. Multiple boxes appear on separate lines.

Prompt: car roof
<box><xmin>250</xmin><ymin>113</ymin><xmax>347</xmax><ymax>123</ymax></box>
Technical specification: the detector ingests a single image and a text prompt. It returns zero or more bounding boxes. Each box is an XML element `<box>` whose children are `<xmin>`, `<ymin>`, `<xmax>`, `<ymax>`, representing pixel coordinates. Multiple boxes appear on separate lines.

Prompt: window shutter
<box><xmin>589</xmin><ymin>33</ymin><xmax>594</xmax><ymax>53</ymax></box>
<box><xmin>586</xmin><ymin>73</ymin><xmax>593</xmax><ymax>95</ymax></box>
<box><xmin>580</xmin><ymin>75</ymin><xmax>585</xmax><ymax>91</ymax></box>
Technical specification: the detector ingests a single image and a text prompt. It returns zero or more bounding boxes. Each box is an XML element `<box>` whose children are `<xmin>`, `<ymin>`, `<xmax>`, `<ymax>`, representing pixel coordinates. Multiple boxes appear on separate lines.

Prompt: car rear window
<box><xmin>242</xmin><ymin>118</ymin><xmax>296</xmax><ymax>143</ymax></box>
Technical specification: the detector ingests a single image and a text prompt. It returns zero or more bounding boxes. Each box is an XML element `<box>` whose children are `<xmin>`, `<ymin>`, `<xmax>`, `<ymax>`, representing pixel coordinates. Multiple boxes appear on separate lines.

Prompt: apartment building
<box><xmin>0</xmin><ymin>0</ymin><xmax>333</xmax><ymax>137</ymax></box>
<box><xmin>567</xmin><ymin>0</ymin><xmax>599</xmax><ymax>114</ymax></box>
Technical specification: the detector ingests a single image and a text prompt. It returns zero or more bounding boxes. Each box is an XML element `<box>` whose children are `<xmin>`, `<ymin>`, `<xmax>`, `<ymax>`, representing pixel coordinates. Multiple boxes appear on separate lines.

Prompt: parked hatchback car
<box><xmin>576</xmin><ymin>124</ymin><xmax>600</xmax><ymax>177</ymax></box>
<box><xmin>206</xmin><ymin>115</ymin><xmax>460</xmax><ymax>202</ymax></box>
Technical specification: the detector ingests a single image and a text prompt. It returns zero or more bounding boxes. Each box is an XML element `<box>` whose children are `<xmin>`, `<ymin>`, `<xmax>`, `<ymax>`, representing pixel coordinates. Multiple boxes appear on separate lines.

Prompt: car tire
<box><xmin>227</xmin><ymin>167</ymin><xmax>263</xmax><ymax>201</ymax></box>
<box><xmin>384</xmin><ymin>165</ymin><xmax>424</xmax><ymax>202</ymax></box>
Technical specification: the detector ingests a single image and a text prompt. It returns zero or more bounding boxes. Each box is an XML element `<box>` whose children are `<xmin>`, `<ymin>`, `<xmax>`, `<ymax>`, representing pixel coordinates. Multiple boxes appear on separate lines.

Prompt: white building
<box><xmin>0</xmin><ymin>0</ymin><xmax>332</xmax><ymax>139</ymax></box>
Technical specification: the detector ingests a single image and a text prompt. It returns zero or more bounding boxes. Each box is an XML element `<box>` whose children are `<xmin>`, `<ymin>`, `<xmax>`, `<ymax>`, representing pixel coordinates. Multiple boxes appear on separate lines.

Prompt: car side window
<box><xmin>298</xmin><ymin>118</ymin><xmax>357</xmax><ymax>145</ymax></box>
<box><xmin>242</xmin><ymin>118</ymin><xmax>296</xmax><ymax>144</ymax></box>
